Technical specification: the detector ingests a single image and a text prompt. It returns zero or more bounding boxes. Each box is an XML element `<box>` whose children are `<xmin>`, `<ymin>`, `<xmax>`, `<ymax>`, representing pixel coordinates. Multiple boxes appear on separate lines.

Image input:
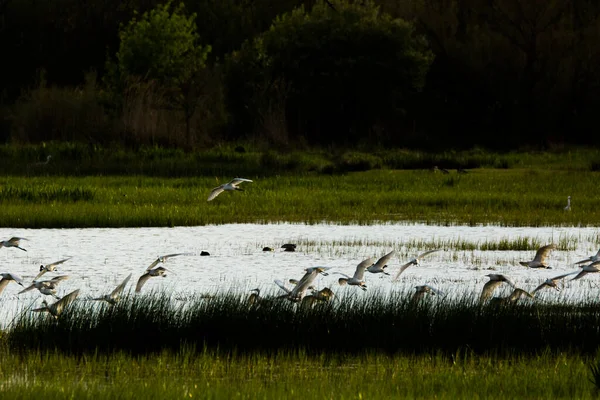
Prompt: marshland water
<box><xmin>1</xmin><ymin>223</ymin><xmax>599</xmax><ymax>327</ymax></box>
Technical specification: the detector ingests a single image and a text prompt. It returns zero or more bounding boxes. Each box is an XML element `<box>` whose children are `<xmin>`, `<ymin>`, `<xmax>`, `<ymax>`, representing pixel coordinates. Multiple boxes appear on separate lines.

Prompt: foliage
<box><xmin>226</xmin><ymin>0</ymin><xmax>434</xmax><ymax>145</ymax></box>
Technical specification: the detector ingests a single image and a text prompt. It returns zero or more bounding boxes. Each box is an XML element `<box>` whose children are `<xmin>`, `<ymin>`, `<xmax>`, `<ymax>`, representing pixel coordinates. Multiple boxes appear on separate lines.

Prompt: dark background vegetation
<box><xmin>1</xmin><ymin>0</ymin><xmax>599</xmax><ymax>151</ymax></box>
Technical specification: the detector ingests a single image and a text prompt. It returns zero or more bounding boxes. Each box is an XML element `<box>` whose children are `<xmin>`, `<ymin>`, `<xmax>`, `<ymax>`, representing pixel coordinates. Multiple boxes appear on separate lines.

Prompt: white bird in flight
<box><xmin>489</xmin><ymin>288</ymin><xmax>534</xmax><ymax>305</ymax></box>
<box><xmin>393</xmin><ymin>249</ymin><xmax>441</xmax><ymax>281</ymax></box>
<box><xmin>531</xmin><ymin>271</ymin><xmax>578</xmax><ymax>295</ymax></box>
<box><xmin>519</xmin><ymin>244</ymin><xmax>556</xmax><ymax>269</ymax></box>
<box><xmin>366</xmin><ymin>250</ymin><xmax>395</xmax><ymax>275</ymax></box>
<box><xmin>207</xmin><ymin>178</ymin><xmax>253</xmax><ymax>201</ymax></box>
<box><xmin>146</xmin><ymin>253</ymin><xmax>193</xmax><ymax>271</ymax></box>
<box><xmin>574</xmin><ymin>249</ymin><xmax>600</xmax><ymax>265</ymax></box>
<box><xmin>19</xmin><ymin>275</ymin><xmax>70</xmax><ymax>298</ymax></box>
<box><xmin>570</xmin><ymin>261</ymin><xmax>600</xmax><ymax>281</ymax></box>
<box><xmin>479</xmin><ymin>274</ymin><xmax>516</xmax><ymax>303</ymax></box>
<box><xmin>334</xmin><ymin>257</ymin><xmax>375</xmax><ymax>291</ymax></box>
<box><xmin>410</xmin><ymin>284</ymin><xmax>443</xmax><ymax>304</ymax></box>
<box><xmin>0</xmin><ymin>237</ymin><xmax>28</xmax><ymax>252</ymax></box>
<box><xmin>0</xmin><ymin>272</ymin><xmax>25</xmax><ymax>295</ymax></box>
<box><xmin>275</xmin><ymin>266</ymin><xmax>331</xmax><ymax>302</ymax></box>
<box><xmin>35</xmin><ymin>257</ymin><xmax>72</xmax><ymax>280</ymax></box>
<box><xmin>93</xmin><ymin>273</ymin><xmax>132</xmax><ymax>305</ymax></box>
<box><xmin>32</xmin><ymin>289</ymin><xmax>80</xmax><ymax>318</ymax></box>
<box><xmin>136</xmin><ymin>267</ymin><xmax>171</xmax><ymax>293</ymax></box>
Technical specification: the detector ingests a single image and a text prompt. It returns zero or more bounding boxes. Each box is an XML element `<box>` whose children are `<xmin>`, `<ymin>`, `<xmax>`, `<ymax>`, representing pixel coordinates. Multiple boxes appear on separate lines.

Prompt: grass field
<box><xmin>0</xmin><ymin>348</ymin><xmax>596</xmax><ymax>399</ymax></box>
<box><xmin>0</xmin><ymin>168</ymin><xmax>598</xmax><ymax>227</ymax></box>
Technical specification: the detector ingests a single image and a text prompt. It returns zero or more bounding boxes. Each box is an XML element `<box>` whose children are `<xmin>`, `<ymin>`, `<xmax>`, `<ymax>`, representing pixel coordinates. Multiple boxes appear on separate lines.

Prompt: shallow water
<box><xmin>1</xmin><ymin>223</ymin><xmax>599</xmax><ymax>327</ymax></box>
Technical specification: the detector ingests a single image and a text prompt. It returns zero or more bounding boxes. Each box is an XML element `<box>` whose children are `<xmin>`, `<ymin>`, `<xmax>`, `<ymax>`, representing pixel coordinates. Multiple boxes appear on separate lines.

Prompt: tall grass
<box><xmin>7</xmin><ymin>290</ymin><xmax>600</xmax><ymax>357</ymax></box>
<box><xmin>0</xmin><ymin>346</ymin><xmax>595</xmax><ymax>399</ymax></box>
<box><xmin>0</xmin><ymin>167</ymin><xmax>598</xmax><ymax>227</ymax></box>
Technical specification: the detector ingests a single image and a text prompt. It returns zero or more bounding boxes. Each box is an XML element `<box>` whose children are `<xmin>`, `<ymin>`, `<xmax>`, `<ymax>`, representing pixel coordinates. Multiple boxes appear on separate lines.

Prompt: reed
<box><xmin>7</xmin><ymin>289</ymin><xmax>600</xmax><ymax>357</ymax></box>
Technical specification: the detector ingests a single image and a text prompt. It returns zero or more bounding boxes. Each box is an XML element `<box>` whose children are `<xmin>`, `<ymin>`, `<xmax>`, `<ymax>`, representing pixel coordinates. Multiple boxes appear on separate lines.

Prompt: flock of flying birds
<box><xmin>2</xmin><ymin>235</ymin><xmax>600</xmax><ymax>316</ymax></box>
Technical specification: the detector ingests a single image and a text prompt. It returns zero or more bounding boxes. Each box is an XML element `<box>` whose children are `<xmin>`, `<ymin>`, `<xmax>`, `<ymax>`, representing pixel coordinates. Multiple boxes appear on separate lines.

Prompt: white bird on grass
<box><xmin>334</xmin><ymin>257</ymin><xmax>376</xmax><ymax>291</ymax></box>
<box><xmin>93</xmin><ymin>273</ymin><xmax>132</xmax><ymax>305</ymax></box>
<box><xmin>0</xmin><ymin>237</ymin><xmax>28</xmax><ymax>252</ymax></box>
<box><xmin>519</xmin><ymin>244</ymin><xmax>556</xmax><ymax>269</ymax></box>
<box><xmin>393</xmin><ymin>249</ymin><xmax>441</xmax><ymax>281</ymax></box>
<box><xmin>366</xmin><ymin>250</ymin><xmax>395</xmax><ymax>275</ymax></box>
<box><xmin>479</xmin><ymin>274</ymin><xmax>516</xmax><ymax>303</ymax></box>
<box><xmin>564</xmin><ymin>196</ymin><xmax>571</xmax><ymax>211</ymax></box>
<box><xmin>0</xmin><ymin>272</ymin><xmax>25</xmax><ymax>295</ymax></box>
<box><xmin>207</xmin><ymin>178</ymin><xmax>253</xmax><ymax>201</ymax></box>
<box><xmin>34</xmin><ymin>257</ymin><xmax>72</xmax><ymax>280</ymax></box>
<box><xmin>32</xmin><ymin>289</ymin><xmax>80</xmax><ymax>318</ymax></box>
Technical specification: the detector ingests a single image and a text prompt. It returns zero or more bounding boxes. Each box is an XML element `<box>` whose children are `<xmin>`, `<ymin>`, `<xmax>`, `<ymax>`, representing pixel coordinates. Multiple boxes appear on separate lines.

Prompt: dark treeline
<box><xmin>1</xmin><ymin>0</ymin><xmax>599</xmax><ymax>150</ymax></box>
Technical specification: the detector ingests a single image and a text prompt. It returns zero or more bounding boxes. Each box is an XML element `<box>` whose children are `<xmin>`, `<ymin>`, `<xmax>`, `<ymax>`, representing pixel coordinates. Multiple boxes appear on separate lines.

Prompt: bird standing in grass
<box><xmin>564</xmin><ymin>196</ymin><xmax>571</xmax><ymax>211</ymax></box>
<box><xmin>207</xmin><ymin>178</ymin><xmax>253</xmax><ymax>201</ymax></box>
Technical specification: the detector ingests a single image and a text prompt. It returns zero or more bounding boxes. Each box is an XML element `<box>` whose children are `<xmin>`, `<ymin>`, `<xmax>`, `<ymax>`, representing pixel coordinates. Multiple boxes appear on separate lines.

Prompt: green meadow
<box><xmin>0</xmin><ymin>168</ymin><xmax>598</xmax><ymax>228</ymax></box>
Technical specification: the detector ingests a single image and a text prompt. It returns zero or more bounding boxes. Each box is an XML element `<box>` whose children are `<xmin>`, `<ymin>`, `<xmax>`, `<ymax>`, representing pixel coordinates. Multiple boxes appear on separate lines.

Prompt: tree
<box><xmin>110</xmin><ymin>2</ymin><xmax>212</xmax><ymax>145</ymax></box>
<box><xmin>226</xmin><ymin>0</ymin><xmax>434</xmax><ymax>146</ymax></box>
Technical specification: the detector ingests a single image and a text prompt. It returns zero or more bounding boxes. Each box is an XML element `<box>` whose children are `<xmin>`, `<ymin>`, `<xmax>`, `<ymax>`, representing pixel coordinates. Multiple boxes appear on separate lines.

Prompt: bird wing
<box><xmin>574</xmin><ymin>257</ymin><xmax>592</xmax><ymax>265</ymax></box>
<box><xmin>6</xmin><ymin>273</ymin><xmax>24</xmax><ymax>285</ymax></box>
<box><xmin>0</xmin><ymin>279</ymin><xmax>10</xmax><ymax>295</ymax></box>
<box><xmin>51</xmin><ymin>289</ymin><xmax>80</xmax><ymax>315</ymax></box>
<box><xmin>533</xmin><ymin>244</ymin><xmax>556</xmax><ymax>262</ymax></box>
<box><xmin>417</xmin><ymin>249</ymin><xmax>441</xmax><ymax>259</ymax></box>
<box><xmin>274</xmin><ymin>279</ymin><xmax>291</xmax><ymax>294</ymax></box>
<box><xmin>207</xmin><ymin>185</ymin><xmax>226</xmax><ymax>201</ymax></box>
<box><xmin>509</xmin><ymin>288</ymin><xmax>534</xmax><ymax>301</ymax></box>
<box><xmin>353</xmin><ymin>257</ymin><xmax>376</xmax><ymax>280</ymax></box>
<box><xmin>480</xmin><ymin>280</ymin><xmax>502</xmax><ymax>302</ymax></box>
<box><xmin>8</xmin><ymin>237</ymin><xmax>26</xmax><ymax>244</ymax></box>
<box><xmin>110</xmin><ymin>273</ymin><xmax>132</xmax><ymax>298</ymax></box>
<box><xmin>162</xmin><ymin>252</ymin><xmax>193</xmax><ymax>260</ymax></box>
<box><xmin>18</xmin><ymin>284</ymin><xmax>37</xmax><ymax>294</ymax></box>
<box><xmin>135</xmin><ymin>273</ymin><xmax>152</xmax><ymax>292</ymax></box>
<box><xmin>230</xmin><ymin>178</ymin><xmax>253</xmax><ymax>185</ymax></box>
<box><xmin>33</xmin><ymin>269</ymin><xmax>48</xmax><ymax>281</ymax></box>
<box><xmin>531</xmin><ymin>282</ymin><xmax>549</xmax><ymax>294</ymax></box>
<box><xmin>551</xmin><ymin>271</ymin><xmax>579</xmax><ymax>281</ymax></box>
<box><xmin>392</xmin><ymin>260</ymin><xmax>416</xmax><ymax>281</ymax></box>
<box><xmin>46</xmin><ymin>257</ymin><xmax>72</xmax><ymax>268</ymax></box>
<box><xmin>49</xmin><ymin>275</ymin><xmax>70</xmax><ymax>284</ymax></box>
<box><xmin>146</xmin><ymin>258</ymin><xmax>161</xmax><ymax>271</ymax></box>
<box><xmin>372</xmin><ymin>250</ymin><xmax>396</xmax><ymax>269</ymax></box>
<box><xmin>571</xmin><ymin>269</ymin><xmax>588</xmax><ymax>280</ymax></box>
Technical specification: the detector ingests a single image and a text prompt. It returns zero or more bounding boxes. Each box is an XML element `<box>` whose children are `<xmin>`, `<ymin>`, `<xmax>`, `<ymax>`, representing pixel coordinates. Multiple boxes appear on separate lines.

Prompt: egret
<box><xmin>19</xmin><ymin>275</ymin><xmax>69</xmax><ymax>297</ymax></box>
<box><xmin>393</xmin><ymin>249</ymin><xmax>441</xmax><ymax>281</ymax></box>
<box><xmin>333</xmin><ymin>257</ymin><xmax>375</xmax><ymax>291</ymax></box>
<box><xmin>574</xmin><ymin>249</ymin><xmax>600</xmax><ymax>265</ymax></box>
<box><xmin>274</xmin><ymin>266</ymin><xmax>331</xmax><ymax>302</ymax></box>
<box><xmin>532</xmin><ymin>271</ymin><xmax>578</xmax><ymax>295</ymax></box>
<box><xmin>519</xmin><ymin>244</ymin><xmax>556</xmax><ymax>269</ymax></box>
<box><xmin>92</xmin><ymin>273</ymin><xmax>132</xmax><ymax>305</ymax></box>
<box><xmin>32</xmin><ymin>289</ymin><xmax>80</xmax><ymax>318</ymax></box>
<box><xmin>0</xmin><ymin>237</ymin><xmax>27</xmax><ymax>252</ymax></box>
<box><xmin>479</xmin><ymin>274</ymin><xmax>516</xmax><ymax>303</ymax></box>
<box><xmin>0</xmin><ymin>272</ymin><xmax>24</xmax><ymax>295</ymax></box>
<box><xmin>34</xmin><ymin>257</ymin><xmax>72</xmax><ymax>280</ymax></box>
<box><xmin>570</xmin><ymin>261</ymin><xmax>600</xmax><ymax>281</ymax></box>
<box><xmin>410</xmin><ymin>285</ymin><xmax>443</xmax><ymax>304</ymax></box>
<box><xmin>564</xmin><ymin>196</ymin><xmax>571</xmax><ymax>211</ymax></box>
<box><xmin>207</xmin><ymin>178</ymin><xmax>253</xmax><ymax>201</ymax></box>
<box><xmin>489</xmin><ymin>288</ymin><xmax>534</xmax><ymax>305</ymax></box>
<box><xmin>366</xmin><ymin>250</ymin><xmax>395</xmax><ymax>275</ymax></box>
<box><xmin>136</xmin><ymin>266</ymin><xmax>171</xmax><ymax>292</ymax></box>
<box><xmin>146</xmin><ymin>253</ymin><xmax>193</xmax><ymax>271</ymax></box>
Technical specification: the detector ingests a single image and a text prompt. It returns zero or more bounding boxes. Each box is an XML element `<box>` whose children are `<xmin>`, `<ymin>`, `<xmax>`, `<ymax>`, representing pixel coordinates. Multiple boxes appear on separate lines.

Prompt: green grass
<box><xmin>0</xmin><ymin>168</ymin><xmax>598</xmax><ymax>227</ymax></box>
<box><xmin>0</xmin><ymin>347</ymin><xmax>595</xmax><ymax>399</ymax></box>
<box><xmin>8</xmin><ymin>290</ymin><xmax>600</xmax><ymax>356</ymax></box>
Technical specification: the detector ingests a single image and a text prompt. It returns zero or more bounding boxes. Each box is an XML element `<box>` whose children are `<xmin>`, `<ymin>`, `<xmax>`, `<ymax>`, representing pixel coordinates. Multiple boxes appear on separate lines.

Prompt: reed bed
<box><xmin>0</xmin><ymin>168</ymin><xmax>599</xmax><ymax>227</ymax></box>
<box><xmin>7</xmin><ymin>290</ymin><xmax>600</xmax><ymax>357</ymax></box>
